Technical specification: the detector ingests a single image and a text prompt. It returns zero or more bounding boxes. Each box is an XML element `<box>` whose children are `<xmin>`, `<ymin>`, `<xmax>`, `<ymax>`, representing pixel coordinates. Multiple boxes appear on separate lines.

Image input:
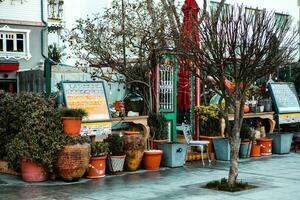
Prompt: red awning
<box><xmin>0</xmin><ymin>61</ymin><xmax>19</xmax><ymax>71</ymax></box>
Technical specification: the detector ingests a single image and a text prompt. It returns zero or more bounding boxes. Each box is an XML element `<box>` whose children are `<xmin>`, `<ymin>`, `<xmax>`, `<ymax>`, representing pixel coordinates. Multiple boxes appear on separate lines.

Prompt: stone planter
<box><xmin>213</xmin><ymin>138</ymin><xmax>230</xmax><ymax>161</ymax></box>
<box><xmin>157</xmin><ymin>143</ymin><xmax>187</xmax><ymax>167</ymax></box>
<box><xmin>239</xmin><ymin>141</ymin><xmax>252</xmax><ymax>158</ymax></box>
<box><xmin>266</xmin><ymin>132</ymin><xmax>293</xmax><ymax>154</ymax></box>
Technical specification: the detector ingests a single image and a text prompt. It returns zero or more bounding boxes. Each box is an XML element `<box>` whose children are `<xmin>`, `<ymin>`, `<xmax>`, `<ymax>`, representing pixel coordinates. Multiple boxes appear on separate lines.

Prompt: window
<box><xmin>0</xmin><ymin>25</ymin><xmax>31</xmax><ymax>60</ymax></box>
<box><xmin>275</xmin><ymin>13</ymin><xmax>289</xmax><ymax>29</ymax></box>
<box><xmin>210</xmin><ymin>1</ymin><xmax>230</xmax><ymax>13</ymax></box>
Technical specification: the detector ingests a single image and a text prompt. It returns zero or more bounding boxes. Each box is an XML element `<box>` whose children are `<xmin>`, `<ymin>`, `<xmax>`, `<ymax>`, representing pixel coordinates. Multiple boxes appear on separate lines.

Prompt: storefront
<box><xmin>0</xmin><ymin>61</ymin><xmax>19</xmax><ymax>93</ymax></box>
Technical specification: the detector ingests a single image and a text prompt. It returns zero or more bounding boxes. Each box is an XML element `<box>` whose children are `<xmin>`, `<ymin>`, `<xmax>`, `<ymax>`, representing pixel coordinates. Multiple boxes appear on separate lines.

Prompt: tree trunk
<box><xmin>228</xmin><ymin>98</ymin><xmax>244</xmax><ymax>187</ymax></box>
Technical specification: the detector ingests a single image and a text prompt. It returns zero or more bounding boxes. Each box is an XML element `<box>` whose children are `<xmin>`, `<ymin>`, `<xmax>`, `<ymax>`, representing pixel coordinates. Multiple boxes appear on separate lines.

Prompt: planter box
<box><xmin>213</xmin><ymin>138</ymin><xmax>230</xmax><ymax>161</ymax></box>
<box><xmin>158</xmin><ymin>143</ymin><xmax>187</xmax><ymax>167</ymax></box>
<box><xmin>266</xmin><ymin>132</ymin><xmax>293</xmax><ymax>154</ymax></box>
<box><xmin>239</xmin><ymin>142</ymin><xmax>252</xmax><ymax>158</ymax></box>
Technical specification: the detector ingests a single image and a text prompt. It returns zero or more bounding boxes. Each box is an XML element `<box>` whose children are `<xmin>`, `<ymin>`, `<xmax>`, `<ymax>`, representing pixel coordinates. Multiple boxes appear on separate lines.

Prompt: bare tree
<box><xmin>179</xmin><ymin>2</ymin><xmax>298</xmax><ymax>186</ymax></box>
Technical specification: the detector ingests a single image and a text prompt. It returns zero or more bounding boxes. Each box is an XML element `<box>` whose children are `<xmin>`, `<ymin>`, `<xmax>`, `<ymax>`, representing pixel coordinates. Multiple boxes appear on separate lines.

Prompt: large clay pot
<box><xmin>21</xmin><ymin>160</ymin><xmax>47</xmax><ymax>182</ymax></box>
<box><xmin>62</xmin><ymin>117</ymin><xmax>82</xmax><ymax>137</ymax></box>
<box><xmin>57</xmin><ymin>143</ymin><xmax>90</xmax><ymax>181</ymax></box>
<box><xmin>123</xmin><ymin>131</ymin><xmax>145</xmax><ymax>171</ymax></box>
<box><xmin>143</xmin><ymin>150</ymin><xmax>163</xmax><ymax>170</ymax></box>
<box><xmin>86</xmin><ymin>156</ymin><xmax>106</xmax><ymax>178</ymax></box>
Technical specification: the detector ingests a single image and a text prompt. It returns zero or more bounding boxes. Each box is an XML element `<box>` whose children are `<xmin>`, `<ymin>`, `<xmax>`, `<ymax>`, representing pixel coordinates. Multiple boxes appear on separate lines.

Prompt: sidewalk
<box><xmin>1</xmin><ymin>153</ymin><xmax>300</xmax><ymax>200</ymax></box>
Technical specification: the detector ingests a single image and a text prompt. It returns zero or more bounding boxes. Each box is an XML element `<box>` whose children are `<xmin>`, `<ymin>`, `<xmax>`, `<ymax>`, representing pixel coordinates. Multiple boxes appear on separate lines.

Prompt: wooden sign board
<box><xmin>61</xmin><ymin>81</ymin><xmax>111</xmax><ymax>122</ymax></box>
<box><xmin>268</xmin><ymin>82</ymin><xmax>300</xmax><ymax>114</ymax></box>
<box><xmin>278</xmin><ymin>113</ymin><xmax>300</xmax><ymax>124</ymax></box>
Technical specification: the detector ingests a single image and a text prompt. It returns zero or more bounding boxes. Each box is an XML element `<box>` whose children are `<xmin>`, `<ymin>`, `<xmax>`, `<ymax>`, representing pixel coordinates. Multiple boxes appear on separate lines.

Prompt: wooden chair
<box><xmin>181</xmin><ymin>123</ymin><xmax>211</xmax><ymax>166</ymax></box>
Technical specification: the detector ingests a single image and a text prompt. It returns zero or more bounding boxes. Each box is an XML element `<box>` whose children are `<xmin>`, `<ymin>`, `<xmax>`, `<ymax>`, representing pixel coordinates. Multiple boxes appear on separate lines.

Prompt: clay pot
<box><xmin>256</xmin><ymin>138</ymin><xmax>272</xmax><ymax>156</ymax></box>
<box><xmin>151</xmin><ymin>139</ymin><xmax>168</xmax><ymax>149</ymax></box>
<box><xmin>244</xmin><ymin>105</ymin><xmax>250</xmax><ymax>113</ymax></box>
<box><xmin>143</xmin><ymin>150</ymin><xmax>163</xmax><ymax>170</ymax></box>
<box><xmin>250</xmin><ymin>143</ymin><xmax>261</xmax><ymax>157</ymax></box>
<box><xmin>62</xmin><ymin>117</ymin><xmax>82</xmax><ymax>137</ymax></box>
<box><xmin>21</xmin><ymin>160</ymin><xmax>47</xmax><ymax>182</ymax></box>
<box><xmin>57</xmin><ymin>143</ymin><xmax>90</xmax><ymax>181</ymax></box>
<box><xmin>123</xmin><ymin>131</ymin><xmax>145</xmax><ymax>171</ymax></box>
<box><xmin>86</xmin><ymin>156</ymin><xmax>106</xmax><ymax>178</ymax></box>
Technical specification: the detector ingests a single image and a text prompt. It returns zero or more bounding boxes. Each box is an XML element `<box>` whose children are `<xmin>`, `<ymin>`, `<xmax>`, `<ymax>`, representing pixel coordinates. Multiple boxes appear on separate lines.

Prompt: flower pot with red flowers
<box><xmin>86</xmin><ymin>141</ymin><xmax>108</xmax><ymax>178</ymax></box>
<box><xmin>106</xmin><ymin>134</ymin><xmax>126</xmax><ymax>174</ymax></box>
<box><xmin>60</xmin><ymin>108</ymin><xmax>88</xmax><ymax>137</ymax></box>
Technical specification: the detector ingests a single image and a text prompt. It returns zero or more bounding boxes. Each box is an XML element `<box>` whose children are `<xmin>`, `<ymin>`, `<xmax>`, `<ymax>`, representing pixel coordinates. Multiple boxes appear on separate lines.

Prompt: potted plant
<box><xmin>147</xmin><ymin>112</ymin><xmax>169</xmax><ymax>149</ymax></box>
<box><xmin>60</xmin><ymin>107</ymin><xmax>88</xmax><ymax>137</ymax></box>
<box><xmin>56</xmin><ymin>135</ymin><xmax>91</xmax><ymax>181</ymax></box>
<box><xmin>86</xmin><ymin>140</ymin><xmax>108</xmax><ymax>178</ymax></box>
<box><xmin>6</xmin><ymin>93</ymin><xmax>65</xmax><ymax>182</ymax></box>
<box><xmin>195</xmin><ymin>105</ymin><xmax>223</xmax><ymax>160</ymax></box>
<box><xmin>106</xmin><ymin>134</ymin><xmax>126</xmax><ymax>174</ymax></box>
<box><xmin>239</xmin><ymin>123</ymin><xmax>253</xmax><ymax>158</ymax></box>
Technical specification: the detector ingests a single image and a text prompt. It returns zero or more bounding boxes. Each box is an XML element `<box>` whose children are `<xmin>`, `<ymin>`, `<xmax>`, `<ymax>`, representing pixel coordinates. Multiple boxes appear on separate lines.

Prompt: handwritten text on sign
<box><xmin>63</xmin><ymin>82</ymin><xmax>110</xmax><ymax>122</ymax></box>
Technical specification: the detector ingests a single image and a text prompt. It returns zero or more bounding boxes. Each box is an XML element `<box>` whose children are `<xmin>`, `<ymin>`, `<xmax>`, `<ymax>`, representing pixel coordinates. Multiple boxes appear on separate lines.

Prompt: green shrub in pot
<box><xmin>6</xmin><ymin>93</ymin><xmax>65</xmax><ymax>174</ymax></box>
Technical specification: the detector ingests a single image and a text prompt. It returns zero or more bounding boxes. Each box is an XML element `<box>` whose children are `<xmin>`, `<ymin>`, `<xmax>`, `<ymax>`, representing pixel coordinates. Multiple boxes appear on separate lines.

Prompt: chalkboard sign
<box><xmin>268</xmin><ymin>82</ymin><xmax>300</xmax><ymax>114</ymax></box>
<box><xmin>61</xmin><ymin>81</ymin><xmax>111</xmax><ymax>122</ymax></box>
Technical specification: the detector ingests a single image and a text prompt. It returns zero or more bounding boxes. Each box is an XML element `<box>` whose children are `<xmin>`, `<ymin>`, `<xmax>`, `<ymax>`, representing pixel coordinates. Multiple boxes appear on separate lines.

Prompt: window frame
<box><xmin>0</xmin><ymin>25</ymin><xmax>31</xmax><ymax>60</ymax></box>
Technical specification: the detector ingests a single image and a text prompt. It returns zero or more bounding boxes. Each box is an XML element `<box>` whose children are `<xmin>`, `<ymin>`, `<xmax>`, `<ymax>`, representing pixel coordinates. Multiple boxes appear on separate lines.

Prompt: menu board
<box><xmin>268</xmin><ymin>82</ymin><xmax>300</xmax><ymax>114</ymax></box>
<box><xmin>62</xmin><ymin>81</ymin><xmax>111</xmax><ymax>122</ymax></box>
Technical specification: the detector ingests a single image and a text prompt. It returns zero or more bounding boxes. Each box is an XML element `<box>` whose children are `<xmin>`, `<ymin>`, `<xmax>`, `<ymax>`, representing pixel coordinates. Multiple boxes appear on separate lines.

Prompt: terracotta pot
<box><xmin>62</xmin><ymin>117</ymin><xmax>82</xmax><ymax>137</ymax></box>
<box><xmin>21</xmin><ymin>160</ymin><xmax>47</xmax><ymax>182</ymax></box>
<box><xmin>250</xmin><ymin>143</ymin><xmax>261</xmax><ymax>157</ymax></box>
<box><xmin>87</xmin><ymin>156</ymin><xmax>106</xmax><ymax>178</ymax></box>
<box><xmin>123</xmin><ymin>131</ymin><xmax>145</xmax><ymax>171</ymax></box>
<box><xmin>57</xmin><ymin>143</ymin><xmax>90</xmax><ymax>181</ymax></box>
<box><xmin>107</xmin><ymin>155</ymin><xmax>126</xmax><ymax>174</ymax></box>
<box><xmin>143</xmin><ymin>150</ymin><xmax>163</xmax><ymax>170</ymax></box>
<box><xmin>256</xmin><ymin>138</ymin><xmax>272</xmax><ymax>156</ymax></box>
<box><xmin>244</xmin><ymin>105</ymin><xmax>250</xmax><ymax>113</ymax></box>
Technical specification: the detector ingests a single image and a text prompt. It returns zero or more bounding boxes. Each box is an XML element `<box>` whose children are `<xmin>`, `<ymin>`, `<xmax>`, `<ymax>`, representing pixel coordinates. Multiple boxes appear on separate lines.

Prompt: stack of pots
<box><xmin>57</xmin><ymin>111</ymin><xmax>90</xmax><ymax>181</ymax></box>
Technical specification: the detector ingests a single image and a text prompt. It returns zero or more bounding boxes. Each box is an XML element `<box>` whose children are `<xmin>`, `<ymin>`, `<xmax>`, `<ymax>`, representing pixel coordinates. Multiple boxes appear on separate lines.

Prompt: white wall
<box><xmin>0</xmin><ymin>0</ymin><xmax>47</xmax><ymax>23</ymax></box>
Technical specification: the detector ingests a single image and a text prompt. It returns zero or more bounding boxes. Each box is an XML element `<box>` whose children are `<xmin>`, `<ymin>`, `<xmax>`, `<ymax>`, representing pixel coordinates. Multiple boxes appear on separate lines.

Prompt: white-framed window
<box><xmin>0</xmin><ymin>25</ymin><xmax>31</xmax><ymax>60</ymax></box>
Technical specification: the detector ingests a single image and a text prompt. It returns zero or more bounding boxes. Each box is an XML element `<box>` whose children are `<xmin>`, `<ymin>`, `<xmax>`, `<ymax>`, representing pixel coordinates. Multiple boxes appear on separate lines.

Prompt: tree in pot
<box><xmin>60</xmin><ymin>107</ymin><xmax>88</xmax><ymax>137</ymax></box>
<box><xmin>106</xmin><ymin>134</ymin><xmax>126</xmax><ymax>174</ymax></box>
<box><xmin>6</xmin><ymin>93</ymin><xmax>65</xmax><ymax>182</ymax></box>
<box><xmin>86</xmin><ymin>141</ymin><xmax>109</xmax><ymax>178</ymax></box>
<box><xmin>239</xmin><ymin>123</ymin><xmax>255</xmax><ymax>158</ymax></box>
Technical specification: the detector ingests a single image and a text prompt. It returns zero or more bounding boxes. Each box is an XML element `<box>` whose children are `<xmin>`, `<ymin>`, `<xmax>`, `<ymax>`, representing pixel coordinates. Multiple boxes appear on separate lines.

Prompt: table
<box><xmin>112</xmin><ymin>116</ymin><xmax>150</xmax><ymax>143</ymax></box>
<box><xmin>221</xmin><ymin>112</ymin><xmax>276</xmax><ymax>137</ymax></box>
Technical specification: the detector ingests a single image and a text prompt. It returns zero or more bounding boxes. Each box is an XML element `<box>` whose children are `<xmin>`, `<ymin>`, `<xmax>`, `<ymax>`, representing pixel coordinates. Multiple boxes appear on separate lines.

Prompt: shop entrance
<box><xmin>0</xmin><ymin>81</ymin><xmax>17</xmax><ymax>93</ymax></box>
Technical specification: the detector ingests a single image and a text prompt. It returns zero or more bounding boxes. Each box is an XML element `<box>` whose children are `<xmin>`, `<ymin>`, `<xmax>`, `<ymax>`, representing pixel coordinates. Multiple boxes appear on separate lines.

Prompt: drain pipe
<box><xmin>41</xmin><ymin>0</ymin><xmax>52</xmax><ymax>96</ymax></box>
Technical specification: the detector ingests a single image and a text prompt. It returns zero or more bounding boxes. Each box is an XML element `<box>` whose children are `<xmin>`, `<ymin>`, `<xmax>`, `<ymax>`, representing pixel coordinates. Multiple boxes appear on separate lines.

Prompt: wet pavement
<box><xmin>1</xmin><ymin>153</ymin><xmax>300</xmax><ymax>200</ymax></box>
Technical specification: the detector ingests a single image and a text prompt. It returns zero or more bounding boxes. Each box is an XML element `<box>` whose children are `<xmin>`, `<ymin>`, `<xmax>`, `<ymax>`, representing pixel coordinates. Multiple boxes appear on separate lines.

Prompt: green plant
<box><xmin>148</xmin><ymin>112</ymin><xmax>168</xmax><ymax>140</ymax></box>
<box><xmin>105</xmin><ymin>134</ymin><xmax>124</xmax><ymax>156</ymax></box>
<box><xmin>59</xmin><ymin>107</ymin><xmax>88</xmax><ymax>118</ymax></box>
<box><xmin>0</xmin><ymin>94</ymin><xmax>20</xmax><ymax>159</ymax></box>
<box><xmin>6</xmin><ymin>93</ymin><xmax>65</xmax><ymax>172</ymax></box>
<box><xmin>48</xmin><ymin>43</ymin><xmax>65</xmax><ymax>63</ymax></box>
<box><xmin>195</xmin><ymin>105</ymin><xmax>221</xmax><ymax>136</ymax></box>
<box><xmin>91</xmin><ymin>141</ymin><xmax>109</xmax><ymax>157</ymax></box>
